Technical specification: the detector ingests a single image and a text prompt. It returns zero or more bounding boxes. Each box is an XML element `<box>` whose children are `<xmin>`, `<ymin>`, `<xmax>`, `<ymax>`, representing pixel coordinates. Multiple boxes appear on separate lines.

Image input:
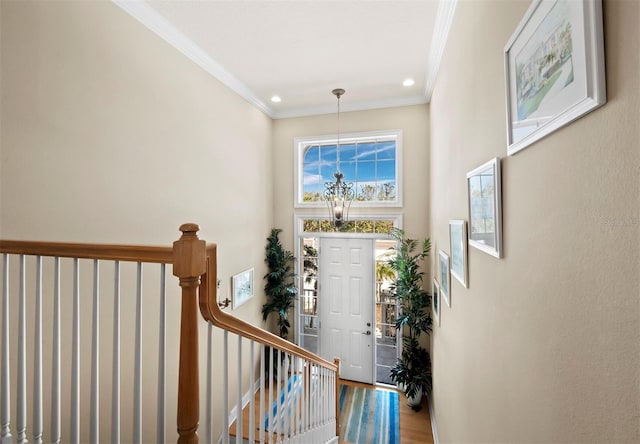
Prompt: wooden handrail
<box><xmin>198</xmin><ymin>244</ymin><xmax>338</xmax><ymax>372</ymax></box>
<box><xmin>0</xmin><ymin>240</ymin><xmax>173</xmax><ymax>264</ymax></box>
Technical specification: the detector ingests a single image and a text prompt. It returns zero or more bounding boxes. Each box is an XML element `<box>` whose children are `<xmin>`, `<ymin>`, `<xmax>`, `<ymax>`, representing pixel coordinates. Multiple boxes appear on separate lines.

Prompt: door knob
<box><xmin>362</xmin><ymin>330</ymin><xmax>371</xmax><ymax>335</ymax></box>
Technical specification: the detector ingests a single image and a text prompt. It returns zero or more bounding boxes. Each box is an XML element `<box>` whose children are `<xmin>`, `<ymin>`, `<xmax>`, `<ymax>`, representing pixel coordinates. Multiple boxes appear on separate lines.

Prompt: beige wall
<box><xmin>0</xmin><ymin>1</ymin><xmax>272</xmax><ymax>441</ymax></box>
<box><xmin>272</xmin><ymin>105</ymin><xmax>431</xmax><ymax>250</ymax></box>
<box><xmin>429</xmin><ymin>0</ymin><xmax>639</xmax><ymax>442</ymax></box>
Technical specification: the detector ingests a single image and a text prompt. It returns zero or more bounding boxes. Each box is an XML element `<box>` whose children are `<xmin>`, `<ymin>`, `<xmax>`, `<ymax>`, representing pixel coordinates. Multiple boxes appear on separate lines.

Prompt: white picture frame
<box><xmin>504</xmin><ymin>0</ymin><xmax>606</xmax><ymax>155</ymax></box>
<box><xmin>449</xmin><ymin>220</ymin><xmax>468</xmax><ymax>288</ymax></box>
<box><xmin>438</xmin><ymin>250</ymin><xmax>450</xmax><ymax>308</ymax></box>
<box><xmin>232</xmin><ymin>268</ymin><xmax>254</xmax><ymax>309</ymax></box>
<box><xmin>432</xmin><ymin>279</ymin><xmax>441</xmax><ymax>326</ymax></box>
<box><xmin>467</xmin><ymin>158</ymin><xmax>503</xmax><ymax>258</ymax></box>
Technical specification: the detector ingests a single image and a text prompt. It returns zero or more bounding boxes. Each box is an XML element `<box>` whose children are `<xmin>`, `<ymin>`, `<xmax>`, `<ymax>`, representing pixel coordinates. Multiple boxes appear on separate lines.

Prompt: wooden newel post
<box><xmin>173</xmin><ymin>223</ymin><xmax>206</xmax><ymax>444</ymax></box>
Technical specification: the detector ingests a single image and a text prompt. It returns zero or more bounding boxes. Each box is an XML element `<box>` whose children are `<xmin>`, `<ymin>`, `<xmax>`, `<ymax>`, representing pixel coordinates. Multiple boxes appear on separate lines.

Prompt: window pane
<box><xmin>339</xmin><ymin>143</ymin><xmax>356</xmax><ymax>162</ymax></box>
<box><xmin>377</xmin><ymin>159</ymin><xmax>396</xmax><ymax>181</ymax></box>
<box><xmin>343</xmin><ymin>221</ymin><xmax>357</xmax><ymax>232</ymax></box>
<box><xmin>304</xmin><ymin>145</ymin><xmax>320</xmax><ymax>163</ymax></box>
<box><xmin>319</xmin><ymin>144</ymin><xmax>337</xmax><ymax>164</ymax></box>
<box><xmin>357</xmin><ymin>161</ymin><xmax>376</xmax><ymax>182</ymax></box>
<box><xmin>377</xmin><ymin>182</ymin><xmax>396</xmax><ymax>201</ymax></box>
<box><xmin>374</xmin><ymin>220</ymin><xmax>394</xmax><ymax>234</ymax></box>
<box><xmin>340</xmin><ymin>161</ymin><xmax>356</xmax><ymax>182</ymax></box>
<box><xmin>376</xmin><ymin>141</ymin><xmax>396</xmax><ymax>159</ymax></box>
<box><xmin>303</xmin><ymin>220</ymin><xmax>320</xmax><ymax>232</ymax></box>
<box><xmin>356</xmin><ymin>183</ymin><xmax>377</xmax><ymax>201</ymax></box>
<box><xmin>321</xmin><ymin>164</ymin><xmax>337</xmax><ymax>182</ymax></box>
<box><xmin>357</xmin><ymin>142</ymin><xmax>376</xmax><ymax>161</ymax></box>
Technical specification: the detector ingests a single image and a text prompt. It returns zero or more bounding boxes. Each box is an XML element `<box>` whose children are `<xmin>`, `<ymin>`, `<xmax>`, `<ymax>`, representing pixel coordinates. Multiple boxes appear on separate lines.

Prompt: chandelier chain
<box><xmin>336</xmin><ymin>92</ymin><xmax>341</xmax><ymax>172</ymax></box>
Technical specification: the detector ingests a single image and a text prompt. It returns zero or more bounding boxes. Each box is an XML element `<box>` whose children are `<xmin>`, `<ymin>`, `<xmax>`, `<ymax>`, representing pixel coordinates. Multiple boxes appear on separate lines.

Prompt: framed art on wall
<box><xmin>432</xmin><ymin>279</ymin><xmax>441</xmax><ymax>326</ymax></box>
<box><xmin>232</xmin><ymin>268</ymin><xmax>254</xmax><ymax>309</ymax></box>
<box><xmin>439</xmin><ymin>250</ymin><xmax>450</xmax><ymax>308</ymax></box>
<box><xmin>467</xmin><ymin>157</ymin><xmax>502</xmax><ymax>258</ymax></box>
<box><xmin>449</xmin><ymin>220</ymin><xmax>468</xmax><ymax>288</ymax></box>
<box><xmin>504</xmin><ymin>0</ymin><xmax>606</xmax><ymax>155</ymax></box>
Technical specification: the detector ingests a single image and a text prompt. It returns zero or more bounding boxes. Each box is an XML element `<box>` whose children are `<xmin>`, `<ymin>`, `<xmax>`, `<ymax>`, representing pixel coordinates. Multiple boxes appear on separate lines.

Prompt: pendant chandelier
<box><xmin>324</xmin><ymin>88</ymin><xmax>355</xmax><ymax>230</ymax></box>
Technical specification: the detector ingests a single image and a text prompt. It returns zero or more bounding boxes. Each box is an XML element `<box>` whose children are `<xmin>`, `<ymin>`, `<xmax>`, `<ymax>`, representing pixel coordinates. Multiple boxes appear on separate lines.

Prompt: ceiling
<box><xmin>114</xmin><ymin>0</ymin><xmax>458</xmax><ymax>119</ymax></box>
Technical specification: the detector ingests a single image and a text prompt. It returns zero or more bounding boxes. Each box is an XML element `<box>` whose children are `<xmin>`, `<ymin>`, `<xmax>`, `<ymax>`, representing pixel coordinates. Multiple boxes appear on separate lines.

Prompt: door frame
<box><xmin>293</xmin><ymin>213</ymin><xmax>403</xmax><ymax>382</ymax></box>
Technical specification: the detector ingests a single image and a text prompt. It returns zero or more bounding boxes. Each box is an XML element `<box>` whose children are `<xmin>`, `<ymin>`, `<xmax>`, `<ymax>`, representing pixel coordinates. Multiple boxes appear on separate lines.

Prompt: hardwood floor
<box><xmin>229</xmin><ymin>378</ymin><xmax>434</xmax><ymax>443</ymax></box>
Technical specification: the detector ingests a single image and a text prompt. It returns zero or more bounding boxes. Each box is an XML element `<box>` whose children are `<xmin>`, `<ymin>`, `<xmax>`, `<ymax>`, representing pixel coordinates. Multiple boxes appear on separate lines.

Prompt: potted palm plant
<box><xmin>262</xmin><ymin>228</ymin><xmax>297</xmax><ymax>381</ymax></box>
<box><xmin>388</xmin><ymin>228</ymin><xmax>433</xmax><ymax>408</ymax></box>
<box><xmin>262</xmin><ymin>228</ymin><xmax>297</xmax><ymax>338</ymax></box>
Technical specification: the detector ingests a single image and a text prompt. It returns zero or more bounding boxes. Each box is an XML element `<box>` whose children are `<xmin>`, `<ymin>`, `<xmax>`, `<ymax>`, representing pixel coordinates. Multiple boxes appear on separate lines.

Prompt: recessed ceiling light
<box><xmin>402</xmin><ymin>78</ymin><xmax>415</xmax><ymax>87</ymax></box>
<box><xmin>271</xmin><ymin>95</ymin><xmax>282</xmax><ymax>103</ymax></box>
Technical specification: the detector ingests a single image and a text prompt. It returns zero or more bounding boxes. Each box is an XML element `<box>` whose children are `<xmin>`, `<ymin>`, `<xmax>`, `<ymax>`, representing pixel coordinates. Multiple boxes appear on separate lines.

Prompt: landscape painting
<box><xmin>515</xmin><ymin>1</ymin><xmax>573</xmax><ymax>121</ymax></box>
<box><xmin>505</xmin><ymin>0</ymin><xmax>606</xmax><ymax>155</ymax></box>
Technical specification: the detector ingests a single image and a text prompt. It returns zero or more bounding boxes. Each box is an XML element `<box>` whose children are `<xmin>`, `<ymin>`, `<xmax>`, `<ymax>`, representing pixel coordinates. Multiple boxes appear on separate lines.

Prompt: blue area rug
<box><xmin>339</xmin><ymin>385</ymin><xmax>400</xmax><ymax>444</ymax></box>
<box><xmin>264</xmin><ymin>374</ymin><xmax>300</xmax><ymax>431</ymax></box>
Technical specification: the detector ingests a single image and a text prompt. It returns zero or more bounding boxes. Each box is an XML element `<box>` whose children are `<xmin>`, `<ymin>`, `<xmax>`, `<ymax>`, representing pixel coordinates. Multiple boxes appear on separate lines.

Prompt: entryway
<box><xmin>298</xmin><ymin>227</ymin><xmax>399</xmax><ymax>386</ymax></box>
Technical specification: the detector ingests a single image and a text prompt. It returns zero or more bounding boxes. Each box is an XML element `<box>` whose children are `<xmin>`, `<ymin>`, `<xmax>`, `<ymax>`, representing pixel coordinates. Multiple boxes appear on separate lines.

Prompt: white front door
<box><xmin>319</xmin><ymin>237</ymin><xmax>374</xmax><ymax>384</ymax></box>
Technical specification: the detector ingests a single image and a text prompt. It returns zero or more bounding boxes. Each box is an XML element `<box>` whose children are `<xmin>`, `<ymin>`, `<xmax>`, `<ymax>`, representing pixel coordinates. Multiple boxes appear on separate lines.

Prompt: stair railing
<box><xmin>198</xmin><ymin>229</ymin><xmax>340</xmax><ymax>444</ymax></box>
<box><xmin>0</xmin><ymin>223</ymin><xmax>339</xmax><ymax>444</ymax></box>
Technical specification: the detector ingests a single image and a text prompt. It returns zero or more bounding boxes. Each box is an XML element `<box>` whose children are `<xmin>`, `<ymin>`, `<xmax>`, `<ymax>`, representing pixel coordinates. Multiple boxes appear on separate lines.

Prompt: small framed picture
<box><xmin>467</xmin><ymin>157</ymin><xmax>502</xmax><ymax>258</ymax></box>
<box><xmin>438</xmin><ymin>250</ymin><xmax>450</xmax><ymax>308</ymax></box>
<box><xmin>232</xmin><ymin>268</ymin><xmax>254</xmax><ymax>309</ymax></box>
<box><xmin>449</xmin><ymin>220</ymin><xmax>468</xmax><ymax>288</ymax></box>
<box><xmin>432</xmin><ymin>279</ymin><xmax>441</xmax><ymax>326</ymax></box>
<box><xmin>504</xmin><ymin>0</ymin><xmax>606</xmax><ymax>155</ymax></box>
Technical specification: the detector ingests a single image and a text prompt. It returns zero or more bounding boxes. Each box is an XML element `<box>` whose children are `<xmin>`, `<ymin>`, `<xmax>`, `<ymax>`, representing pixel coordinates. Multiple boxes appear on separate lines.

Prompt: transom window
<box><xmin>302</xmin><ymin>218</ymin><xmax>394</xmax><ymax>234</ymax></box>
<box><xmin>294</xmin><ymin>130</ymin><xmax>402</xmax><ymax>207</ymax></box>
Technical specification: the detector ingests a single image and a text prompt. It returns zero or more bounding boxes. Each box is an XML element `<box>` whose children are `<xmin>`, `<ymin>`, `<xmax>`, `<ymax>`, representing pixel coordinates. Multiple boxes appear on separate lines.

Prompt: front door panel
<box><xmin>319</xmin><ymin>238</ymin><xmax>374</xmax><ymax>384</ymax></box>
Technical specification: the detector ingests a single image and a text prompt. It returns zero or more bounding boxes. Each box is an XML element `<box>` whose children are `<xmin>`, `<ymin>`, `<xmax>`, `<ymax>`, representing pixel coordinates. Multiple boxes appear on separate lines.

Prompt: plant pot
<box><xmin>406</xmin><ymin>390</ymin><xmax>423</xmax><ymax>407</ymax></box>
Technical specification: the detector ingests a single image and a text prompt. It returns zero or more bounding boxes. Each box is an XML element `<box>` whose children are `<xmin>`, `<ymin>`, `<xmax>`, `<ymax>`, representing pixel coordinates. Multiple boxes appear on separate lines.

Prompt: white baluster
<box><xmin>17</xmin><ymin>256</ymin><xmax>27</xmax><ymax>444</ymax></box>
<box><xmin>222</xmin><ymin>331</ymin><xmax>229</xmax><ymax>444</ymax></box>
<box><xmin>33</xmin><ymin>257</ymin><xmax>43</xmax><ymax>444</ymax></box>
<box><xmin>111</xmin><ymin>261</ymin><xmax>120</xmax><ymax>444</ymax></box>
<box><xmin>332</xmin><ymin>370</ymin><xmax>337</xmax><ymax>433</ymax></box>
<box><xmin>51</xmin><ymin>258</ymin><xmax>61</xmax><ymax>444</ymax></box>
<box><xmin>71</xmin><ymin>258</ymin><xmax>80</xmax><ymax>444</ymax></box>
<box><xmin>276</xmin><ymin>349</ymin><xmax>281</xmax><ymax>441</ymax></box>
<box><xmin>296</xmin><ymin>358</ymin><xmax>304</xmax><ymax>435</ymax></box>
<box><xmin>236</xmin><ymin>335</ymin><xmax>242</xmax><ymax>444</ymax></box>
<box><xmin>1</xmin><ymin>254</ymin><xmax>11</xmax><ymax>444</ymax></box>
<box><xmin>90</xmin><ymin>260</ymin><xmax>100</xmax><ymax>444</ymax></box>
<box><xmin>312</xmin><ymin>364</ymin><xmax>317</xmax><ymax>433</ymax></box>
<box><xmin>322</xmin><ymin>367</ymin><xmax>326</xmax><ymax>427</ymax></box>
<box><xmin>319</xmin><ymin>366</ymin><xmax>323</xmax><ymax>430</ymax></box>
<box><xmin>157</xmin><ymin>264</ymin><xmax>166</xmax><ymax>444</ymax></box>
<box><xmin>303</xmin><ymin>361</ymin><xmax>308</xmax><ymax>436</ymax></box>
<box><xmin>133</xmin><ymin>263</ymin><xmax>142</xmax><ymax>443</ymax></box>
<box><xmin>291</xmin><ymin>356</ymin><xmax>297</xmax><ymax>442</ymax></box>
<box><xmin>205</xmin><ymin>322</ymin><xmax>213</xmax><ymax>444</ymax></box>
<box><xmin>268</xmin><ymin>348</ymin><xmax>273</xmax><ymax>444</ymax></box>
<box><xmin>283</xmin><ymin>353</ymin><xmax>290</xmax><ymax>443</ymax></box>
<box><xmin>259</xmin><ymin>344</ymin><xmax>265</xmax><ymax>444</ymax></box>
<box><xmin>249</xmin><ymin>340</ymin><xmax>255</xmax><ymax>444</ymax></box>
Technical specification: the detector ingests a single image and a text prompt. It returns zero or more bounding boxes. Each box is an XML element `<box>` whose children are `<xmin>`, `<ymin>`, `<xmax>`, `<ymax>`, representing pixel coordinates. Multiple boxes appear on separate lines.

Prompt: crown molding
<box><xmin>113</xmin><ymin>0</ymin><xmax>455</xmax><ymax>119</ymax></box>
<box><xmin>112</xmin><ymin>0</ymin><xmax>274</xmax><ymax>117</ymax></box>
<box><xmin>424</xmin><ymin>0</ymin><xmax>458</xmax><ymax>102</ymax></box>
<box><xmin>273</xmin><ymin>95</ymin><xmax>428</xmax><ymax>120</ymax></box>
